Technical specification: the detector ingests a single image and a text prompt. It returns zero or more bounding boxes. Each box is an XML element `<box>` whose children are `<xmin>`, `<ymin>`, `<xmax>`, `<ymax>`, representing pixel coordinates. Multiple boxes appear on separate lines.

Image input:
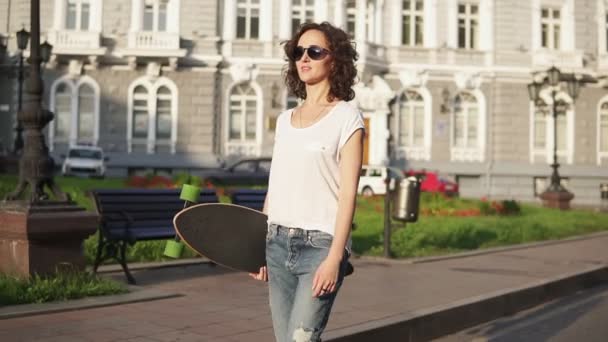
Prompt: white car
<box><xmin>358</xmin><ymin>165</ymin><xmax>403</xmax><ymax>197</ymax></box>
<box><xmin>61</xmin><ymin>145</ymin><xmax>108</xmax><ymax>178</ymax></box>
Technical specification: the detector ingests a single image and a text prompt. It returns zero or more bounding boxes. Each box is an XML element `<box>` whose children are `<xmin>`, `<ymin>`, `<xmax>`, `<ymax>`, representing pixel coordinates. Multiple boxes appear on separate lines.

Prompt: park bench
<box><xmin>91</xmin><ymin>188</ymin><xmax>219</xmax><ymax>284</ymax></box>
<box><xmin>230</xmin><ymin>188</ymin><xmax>267</xmax><ymax>211</ymax></box>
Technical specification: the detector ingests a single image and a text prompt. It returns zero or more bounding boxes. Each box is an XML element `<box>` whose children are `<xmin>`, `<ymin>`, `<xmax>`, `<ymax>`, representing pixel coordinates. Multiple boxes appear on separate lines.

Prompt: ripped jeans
<box><xmin>266</xmin><ymin>223</ymin><xmax>349</xmax><ymax>342</ymax></box>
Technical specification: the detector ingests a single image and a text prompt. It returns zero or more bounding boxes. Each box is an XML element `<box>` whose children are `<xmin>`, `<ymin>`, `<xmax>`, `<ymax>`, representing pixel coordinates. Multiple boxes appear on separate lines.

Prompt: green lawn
<box><xmin>0</xmin><ymin>269</ymin><xmax>128</xmax><ymax>306</ymax></box>
<box><xmin>1</xmin><ymin>174</ymin><xmax>608</xmax><ymax>262</ymax></box>
<box><xmin>353</xmin><ymin>194</ymin><xmax>608</xmax><ymax>257</ymax></box>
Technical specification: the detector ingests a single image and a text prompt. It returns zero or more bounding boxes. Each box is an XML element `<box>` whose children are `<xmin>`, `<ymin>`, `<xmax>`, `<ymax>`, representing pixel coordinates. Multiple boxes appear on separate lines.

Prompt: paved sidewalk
<box><xmin>1</xmin><ymin>233</ymin><xmax>607</xmax><ymax>341</ymax></box>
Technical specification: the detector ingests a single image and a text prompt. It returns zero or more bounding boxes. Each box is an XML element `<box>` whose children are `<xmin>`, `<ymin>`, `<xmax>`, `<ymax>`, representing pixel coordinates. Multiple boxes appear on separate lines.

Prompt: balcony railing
<box><xmin>533</xmin><ymin>50</ymin><xmax>583</xmax><ymax>69</ymax></box>
<box><xmin>47</xmin><ymin>30</ymin><xmax>105</xmax><ymax>54</ymax></box>
<box><xmin>128</xmin><ymin>31</ymin><xmax>181</xmax><ymax>51</ymax></box>
<box><xmin>225</xmin><ymin>141</ymin><xmax>260</xmax><ymax>157</ymax></box>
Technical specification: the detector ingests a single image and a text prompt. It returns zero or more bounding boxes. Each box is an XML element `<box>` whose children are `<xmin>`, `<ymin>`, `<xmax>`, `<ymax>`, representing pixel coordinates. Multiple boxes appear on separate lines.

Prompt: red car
<box><xmin>406</xmin><ymin>170</ymin><xmax>459</xmax><ymax>196</ymax></box>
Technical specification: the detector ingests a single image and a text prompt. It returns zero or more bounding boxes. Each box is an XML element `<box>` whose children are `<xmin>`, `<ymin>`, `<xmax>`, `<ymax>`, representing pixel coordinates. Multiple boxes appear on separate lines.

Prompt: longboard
<box><xmin>173</xmin><ymin>203</ymin><xmax>267</xmax><ymax>273</ymax></box>
<box><xmin>173</xmin><ymin>202</ymin><xmax>355</xmax><ymax>276</ymax></box>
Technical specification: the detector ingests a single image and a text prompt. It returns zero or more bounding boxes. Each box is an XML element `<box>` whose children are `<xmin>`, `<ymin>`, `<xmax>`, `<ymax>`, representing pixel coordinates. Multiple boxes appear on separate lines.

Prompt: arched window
<box><xmin>450</xmin><ymin>90</ymin><xmax>485</xmax><ymax>162</ymax></box>
<box><xmin>49</xmin><ymin>76</ymin><xmax>100</xmax><ymax>149</ymax></box>
<box><xmin>156</xmin><ymin>86</ymin><xmax>172</xmax><ymax>139</ymax></box>
<box><xmin>54</xmin><ymin>82</ymin><xmax>72</xmax><ymax>141</ymax></box>
<box><xmin>533</xmin><ymin>100</ymin><xmax>549</xmax><ymax>150</ymax></box>
<box><xmin>229</xmin><ymin>83</ymin><xmax>257</xmax><ymax>141</ymax></box>
<box><xmin>132</xmin><ymin>85</ymin><xmax>149</xmax><ymax>139</ymax></box>
<box><xmin>530</xmin><ymin>91</ymin><xmax>573</xmax><ymax>164</ymax></box>
<box><xmin>399</xmin><ymin>89</ymin><xmax>425</xmax><ymax>148</ymax></box>
<box><xmin>453</xmin><ymin>92</ymin><xmax>478</xmax><ymax>148</ymax></box>
<box><xmin>128</xmin><ymin>77</ymin><xmax>178</xmax><ymax>153</ymax></box>
<box><xmin>77</xmin><ymin>83</ymin><xmax>95</xmax><ymax>142</ymax></box>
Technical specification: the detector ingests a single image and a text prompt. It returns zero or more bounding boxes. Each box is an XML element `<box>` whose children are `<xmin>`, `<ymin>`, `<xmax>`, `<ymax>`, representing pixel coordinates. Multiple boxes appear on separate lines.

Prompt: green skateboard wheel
<box><xmin>164</xmin><ymin>240</ymin><xmax>185</xmax><ymax>258</ymax></box>
<box><xmin>180</xmin><ymin>184</ymin><xmax>200</xmax><ymax>203</ymax></box>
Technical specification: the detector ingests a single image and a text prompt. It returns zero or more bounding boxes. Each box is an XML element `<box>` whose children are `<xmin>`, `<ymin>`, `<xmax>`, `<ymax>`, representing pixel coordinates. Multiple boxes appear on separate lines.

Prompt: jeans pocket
<box><xmin>307</xmin><ymin>232</ymin><xmax>333</xmax><ymax>249</ymax></box>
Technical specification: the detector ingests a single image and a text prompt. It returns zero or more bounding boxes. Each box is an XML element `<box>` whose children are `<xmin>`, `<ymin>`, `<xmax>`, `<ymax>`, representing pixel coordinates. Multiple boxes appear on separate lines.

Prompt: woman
<box><xmin>250</xmin><ymin>21</ymin><xmax>364</xmax><ymax>342</ymax></box>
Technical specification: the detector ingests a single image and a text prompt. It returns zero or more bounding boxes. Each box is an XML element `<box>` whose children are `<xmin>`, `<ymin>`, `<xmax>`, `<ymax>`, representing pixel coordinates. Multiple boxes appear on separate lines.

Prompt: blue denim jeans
<box><xmin>266</xmin><ymin>223</ymin><xmax>349</xmax><ymax>342</ymax></box>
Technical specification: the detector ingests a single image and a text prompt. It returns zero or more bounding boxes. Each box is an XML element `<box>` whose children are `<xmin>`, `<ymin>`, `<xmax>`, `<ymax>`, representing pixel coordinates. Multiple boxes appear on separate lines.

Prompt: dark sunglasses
<box><xmin>292</xmin><ymin>45</ymin><xmax>331</xmax><ymax>61</ymax></box>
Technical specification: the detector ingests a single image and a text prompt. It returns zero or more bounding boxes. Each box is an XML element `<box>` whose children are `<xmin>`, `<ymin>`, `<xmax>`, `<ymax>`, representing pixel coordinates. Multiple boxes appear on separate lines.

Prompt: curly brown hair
<box><xmin>283</xmin><ymin>22</ymin><xmax>358</xmax><ymax>102</ymax></box>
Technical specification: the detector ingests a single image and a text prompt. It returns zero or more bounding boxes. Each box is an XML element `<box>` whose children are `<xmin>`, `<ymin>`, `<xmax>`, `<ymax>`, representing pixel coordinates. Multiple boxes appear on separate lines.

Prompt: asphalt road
<box><xmin>435</xmin><ymin>284</ymin><xmax>608</xmax><ymax>342</ymax></box>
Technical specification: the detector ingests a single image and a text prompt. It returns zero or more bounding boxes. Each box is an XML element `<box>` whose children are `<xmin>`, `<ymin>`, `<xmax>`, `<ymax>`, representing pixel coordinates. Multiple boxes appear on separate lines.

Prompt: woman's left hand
<box><xmin>312</xmin><ymin>258</ymin><xmax>340</xmax><ymax>297</ymax></box>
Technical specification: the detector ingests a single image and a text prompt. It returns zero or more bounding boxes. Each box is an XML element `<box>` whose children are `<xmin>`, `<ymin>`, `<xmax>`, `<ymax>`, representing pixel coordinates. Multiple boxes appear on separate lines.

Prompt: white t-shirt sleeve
<box><xmin>337</xmin><ymin>109</ymin><xmax>365</xmax><ymax>159</ymax></box>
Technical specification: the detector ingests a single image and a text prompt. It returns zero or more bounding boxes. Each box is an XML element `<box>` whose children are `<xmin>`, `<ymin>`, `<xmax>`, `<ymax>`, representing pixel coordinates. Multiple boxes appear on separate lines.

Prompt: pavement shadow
<box><xmin>106</xmin><ymin>262</ymin><xmax>238</xmax><ymax>286</ymax></box>
<box><xmin>460</xmin><ymin>285</ymin><xmax>608</xmax><ymax>341</ymax></box>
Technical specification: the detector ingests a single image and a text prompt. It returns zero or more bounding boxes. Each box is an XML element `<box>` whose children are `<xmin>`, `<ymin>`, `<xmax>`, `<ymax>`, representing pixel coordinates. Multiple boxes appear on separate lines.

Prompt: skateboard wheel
<box><xmin>164</xmin><ymin>240</ymin><xmax>185</xmax><ymax>258</ymax></box>
<box><xmin>180</xmin><ymin>184</ymin><xmax>200</xmax><ymax>203</ymax></box>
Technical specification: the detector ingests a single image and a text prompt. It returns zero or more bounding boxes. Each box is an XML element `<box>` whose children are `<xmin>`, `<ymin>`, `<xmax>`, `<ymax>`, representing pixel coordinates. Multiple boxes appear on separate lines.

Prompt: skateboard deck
<box><xmin>173</xmin><ymin>203</ymin><xmax>267</xmax><ymax>273</ymax></box>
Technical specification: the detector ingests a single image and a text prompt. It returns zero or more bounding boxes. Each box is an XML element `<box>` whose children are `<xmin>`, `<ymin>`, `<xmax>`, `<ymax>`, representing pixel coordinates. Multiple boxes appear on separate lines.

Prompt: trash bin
<box><xmin>392</xmin><ymin>176</ymin><xmax>421</xmax><ymax>222</ymax></box>
<box><xmin>601</xmin><ymin>183</ymin><xmax>608</xmax><ymax>200</ymax></box>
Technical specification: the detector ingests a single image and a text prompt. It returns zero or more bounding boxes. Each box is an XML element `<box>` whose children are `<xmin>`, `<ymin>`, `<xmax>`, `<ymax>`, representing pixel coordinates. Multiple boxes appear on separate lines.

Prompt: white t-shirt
<box><xmin>266</xmin><ymin>100</ymin><xmax>365</xmax><ymax>239</ymax></box>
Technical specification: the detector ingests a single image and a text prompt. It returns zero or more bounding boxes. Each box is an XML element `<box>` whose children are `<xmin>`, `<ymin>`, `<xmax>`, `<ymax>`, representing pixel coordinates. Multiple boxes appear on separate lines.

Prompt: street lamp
<box><xmin>40</xmin><ymin>40</ymin><xmax>53</xmax><ymax>65</ymax></box>
<box><xmin>12</xmin><ymin>27</ymin><xmax>30</xmax><ymax>155</ymax></box>
<box><xmin>527</xmin><ymin>66</ymin><xmax>584</xmax><ymax>210</ymax></box>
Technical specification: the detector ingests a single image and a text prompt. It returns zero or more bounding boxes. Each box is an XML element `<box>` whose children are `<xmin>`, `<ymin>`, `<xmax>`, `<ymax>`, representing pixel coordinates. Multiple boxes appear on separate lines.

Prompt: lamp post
<box><xmin>0</xmin><ymin>35</ymin><xmax>7</xmax><ymax>60</ymax></box>
<box><xmin>12</xmin><ymin>28</ymin><xmax>30</xmax><ymax>155</ymax></box>
<box><xmin>527</xmin><ymin>66</ymin><xmax>582</xmax><ymax>210</ymax></box>
<box><xmin>0</xmin><ymin>0</ymin><xmax>98</xmax><ymax>280</ymax></box>
<box><xmin>40</xmin><ymin>40</ymin><xmax>53</xmax><ymax>67</ymax></box>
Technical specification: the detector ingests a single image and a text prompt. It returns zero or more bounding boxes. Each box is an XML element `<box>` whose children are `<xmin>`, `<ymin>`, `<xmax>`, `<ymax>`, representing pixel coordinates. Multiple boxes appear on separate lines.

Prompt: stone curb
<box><xmin>0</xmin><ymin>286</ymin><xmax>181</xmax><ymax>320</ymax></box>
<box><xmin>324</xmin><ymin>264</ymin><xmax>608</xmax><ymax>342</ymax></box>
<box><xmin>354</xmin><ymin>230</ymin><xmax>608</xmax><ymax>265</ymax></box>
<box><xmin>94</xmin><ymin>257</ymin><xmax>212</xmax><ymax>274</ymax></box>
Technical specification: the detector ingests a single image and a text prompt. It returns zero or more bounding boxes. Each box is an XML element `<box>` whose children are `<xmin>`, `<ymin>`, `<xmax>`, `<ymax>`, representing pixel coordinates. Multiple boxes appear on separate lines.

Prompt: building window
<box><xmin>605</xmin><ymin>12</ymin><xmax>608</xmax><ymax>53</ymax></box>
<box><xmin>402</xmin><ymin>0</ymin><xmax>424</xmax><ymax>46</ymax></box>
<box><xmin>541</xmin><ymin>7</ymin><xmax>560</xmax><ymax>50</ymax></box>
<box><xmin>531</xmin><ymin>96</ymin><xmax>571</xmax><ymax>163</ymax></box>
<box><xmin>457</xmin><ymin>2</ymin><xmax>479</xmax><ymax>50</ymax></box>
<box><xmin>132</xmin><ymin>85</ymin><xmax>149</xmax><ymax>139</ymax></box>
<box><xmin>453</xmin><ymin>92</ymin><xmax>478</xmax><ymax>148</ymax></box>
<box><xmin>229</xmin><ymin>83</ymin><xmax>258</xmax><ymax>142</ymax></box>
<box><xmin>345</xmin><ymin>0</ymin><xmax>356</xmax><ymax>38</ymax></box>
<box><xmin>399</xmin><ymin>89</ymin><xmax>425</xmax><ymax>148</ymax></box>
<box><xmin>65</xmin><ymin>0</ymin><xmax>90</xmax><ymax>30</ymax></box>
<box><xmin>236</xmin><ymin>0</ymin><xmax>260</xmax><ymax>39</ymax></box>
<box><xmin>50</xmin><ymin>76</ymin><xmax>100</xmax><ymax>147</ymax></box>
<box><xmin>128</xmin><ymin>77</ymin><xmax>178</xmax><ymax>154</ymax></box>
<box><xmin>600</xmin><ymin>102</ymin><xmax>608</xmax><ymax>155</ymax></box>
<box><xmin>143</xmin><ymin>0</ymin><xmax>168</xmax><ymax>32</ymax></box>
<box><xmin>292</xmin><ymin>0</ymin><xmax>314</xmax><ymax>35</ymax></box>
<box><xmin>156</xmin><ymin>86</ymin><xmax>172</xmax><ymax>139</ymax></box>
<box><xmin>54</xmin><ymin>83</ymin><xmax>72</xmax><ymax>141</ymax></box>
<box><xmin>533</xmin><ymin>101</ymin><xmax>548</xmax><ymax>150</ymax></box>
<box><xmin>77</xmin><ymin>84</ymin><xmax>95</xmax><ymax>142</ymax></box>
<box><xmin>365</xmin><ymin>0</ymin><xmax>376</xmax><ymax>42</ymax></box>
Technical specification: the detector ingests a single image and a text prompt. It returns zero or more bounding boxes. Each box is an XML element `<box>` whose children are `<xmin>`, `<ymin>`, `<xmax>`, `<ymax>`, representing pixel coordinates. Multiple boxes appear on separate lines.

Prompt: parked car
<box><xmin>358</xmin><ymin>165</ymin><xmax>403</xmax><ymax>196</ymax></box>
<box><xmin>201</xmin><ymin>157</ymin><xmax>271</xmax><ymax>186</ymax></box>
<box><xmin>61</xmin><ymin>145</ymin><xmax>108</xmax><ymax>178</ymax></box>
<box><xmin>406</xmin><ymin>170</ymin><xmax>459</xmax><ymax>196</ymax></box>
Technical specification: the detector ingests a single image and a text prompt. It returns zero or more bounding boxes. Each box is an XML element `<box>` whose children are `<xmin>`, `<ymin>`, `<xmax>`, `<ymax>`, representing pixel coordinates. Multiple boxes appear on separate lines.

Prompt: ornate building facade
<box><xmin>0</xmin><ymin>0</ymin><xmax>607</xmax><ymax>205</ymax></box>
